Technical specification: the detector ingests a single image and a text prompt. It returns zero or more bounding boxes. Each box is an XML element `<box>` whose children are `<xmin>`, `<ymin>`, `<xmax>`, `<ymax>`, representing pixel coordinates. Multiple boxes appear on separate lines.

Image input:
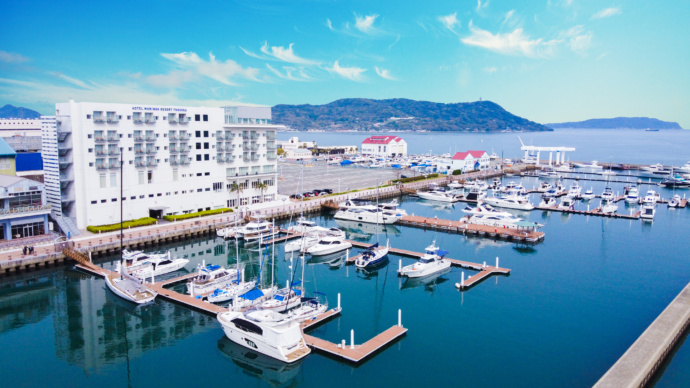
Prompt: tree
<box><xmin>277</xmin><ymin>148</ymin><xmax>285</xmax><ymax>156</ymax></box>
<box><xmin>256</xmin><ymin>181</ymin><xmax>268</xmax><ymax>203</ymax></box>
<box><xmin>230</xmin><ymin>182</ymin><xmax>243</xmax><ymax>208</ymax></box>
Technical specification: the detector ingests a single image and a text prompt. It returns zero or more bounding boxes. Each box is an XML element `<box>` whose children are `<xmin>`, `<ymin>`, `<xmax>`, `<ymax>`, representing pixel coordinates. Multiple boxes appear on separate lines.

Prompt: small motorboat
<box><xmin>580</xmin><ymin>188</ymin><xmax>595</xmax><ymax>201</ymax></box>
<box><xmin>668</xmin><ymin>194</ymin><xmax>681</xmax><ymax>208</ymax></box>
<box><xmin>398</xmin><ymin>241</ymin><xmax>451</xmax><ymax>278</ymax></box>
<box><xmin>355</xmin><ymin>241</ymin><xmax>389</xmax><ymax>269</ymax></box>
<box><xmin>640</xmin><ymin>203</ymin><xmax>655</xmax><ymax>220</ymax></box>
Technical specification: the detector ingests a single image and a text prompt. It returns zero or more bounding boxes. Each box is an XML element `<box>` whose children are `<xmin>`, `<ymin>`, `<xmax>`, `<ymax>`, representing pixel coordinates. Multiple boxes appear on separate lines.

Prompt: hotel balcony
<box><xmin>96</xmin><ymin>163</ymin><xmax>109</xmax><ymax>170</ymax></box>
<box><xmin>179</xmin><ymin>145</ymin><xmax>190</xmax><ymax>153</ymax></box>
<box><xmin>95</xmin><ymin>149</ymin><xmax>107</xmax><ymax>156</ymax></box>
<box><xmin>249</xmin><ymin>143</ymin><xmax>259</xmax><ymax>151</ymax></box>
<box><xmin>170</xmin><ymin>158</ymin><xmax>180</xmax><ymax>165</ymax></box>
<box><xmin>216</xmin><ymin>132</ymin><xmax>226</xmax><ymax>141</ymax></box>
<box><xmin>146</xmin><ymin>148</ymin><xmax>156</xmax><ymax>155</ymax></box>
<box><xmin>180</xmin><ymin>133</ymin><xmax>191</xmax><ymax>140</ymax></box>
<box><xmin>0</xmin><ymin>204</ymin><xmax>52</xmax><ymax>221</ymax></box>
<box><xmin>108</xmin><ymin>148</ymin><xmax>119</xmax><ymax>155</ymax></box>
<box><xmin>135</xmin><ymin>160</ymin><xmax>146</xmax><ymax>168</ymax></box>
<box><xmin>216</xmin><ymin>144</ymin><xmax>226</xmax><ymax>152</ymax></box>
<box><xmin>267</xmin><ymin>153</ymin><xmax>277</xmax><ymax>161</ymax></box>
<box><xmin>93</xmin><ymin>116</ymin><xmax>106</xmax><ymax>123</ymax></box>
<box><xmin>226</xmin><ymin>153</ymin><xmax>234</xmax><ymax>163</ymax></box>
<box><xmin>180</xmin><ymin>157</ymin><xmax>190</xmax><ymax>165</ymax></box>
<box><xmin>217</xmin><ymin>154</ymin><xmax>225</xmax><ymax>162</ymax></box>
<box><xmin>179</xmin><ymin>116</ymin><xmax>191</xmax><ymax>124</ymax></box>
<box><xmin>147</xmin><ymin>160</ymin><xmax>158</xmax><ymax>167</ymax></box>
<box><xmin>107</xmin><ymin>115</ymin><xmax>120</xmax><ymax>123</ymax></box>
<box><xmin>134</xmin><ymin>148</ymin><xmax>145</xmax><ymax>155</ymax></box>
<box><xmin>109</xmin><ymin>161</ymin><xmax>120</xmax><ymax>169</ymax></box>
<box><xmin>169</xmin><ymin>146</ymin><xmax>179</xmax><ymax>153</ymax></box>
<box><xmin>242</xmin><ymin>142</ymin><xmax>250</xmax><ymax>151</ymax></box>
<box><xmin>250</xmin><ymin>132</ymin><xmax>260</xmax><ymax>140</ymax></box>
<box><xmin>107</xmin><ymin>135</ymin><xmax>120</xmax><ymax>142</ymax></box>
<box><xmin>145</xmin><ymin>116</ymin><xmax>157</xmax><ymax>124</ymax></box>
<box><xmin>169</xmin><ymin>133</ymin><xmax>179</xmax><ymax>141</ymax></box>
<box><xmin>94</xmin><ymin>136</ymin><xmax>106</xmax><ymax>143</ymax></box>
<box><xmin>146</xmin><ymin>136</ymin><xmax>156</xmax><ymax>142</ymax></box>
<box><xmin>168</xmin><ymin>114</ymin><xmax>178</xmax><ymax>123</ymax></box>
<box><xmin>266</xmin><ymin>132</ymin><xmax>276</xmax><ymax>141</ymax></box>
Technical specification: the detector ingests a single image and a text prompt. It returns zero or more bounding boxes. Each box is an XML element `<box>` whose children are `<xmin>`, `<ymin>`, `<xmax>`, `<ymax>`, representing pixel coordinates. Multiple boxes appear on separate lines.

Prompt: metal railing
<box><xmin>0</xmin><ymin>204</ymin><xmax>51</xmax><ymax>216</ymax></box>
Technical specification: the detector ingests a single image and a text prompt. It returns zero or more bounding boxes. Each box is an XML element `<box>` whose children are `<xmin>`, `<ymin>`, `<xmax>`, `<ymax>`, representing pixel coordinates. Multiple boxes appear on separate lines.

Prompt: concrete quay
<box><xmin>595</xmin><ymin>282</ymin><xmax>690</xmax><ymax>388</ymax></box>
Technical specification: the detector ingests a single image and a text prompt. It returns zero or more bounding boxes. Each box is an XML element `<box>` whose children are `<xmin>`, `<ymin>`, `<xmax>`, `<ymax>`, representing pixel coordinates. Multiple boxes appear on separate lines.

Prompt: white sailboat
<box><xmin>104</xmin><ymin>149</ymin><xmax>157</xmax><ymax>305</ymax></box>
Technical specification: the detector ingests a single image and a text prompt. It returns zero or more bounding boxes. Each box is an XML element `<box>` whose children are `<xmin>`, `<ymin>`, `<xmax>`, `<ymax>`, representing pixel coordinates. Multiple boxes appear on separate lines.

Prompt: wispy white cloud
<box><xmin>375</xmin><ymin>67</ymin><xmax>396</xmax><ymax>80</ymax></box>
<box><xmin>476</xmin><ymin>0</ymin><xmax>490</xmax><ymax>12</ymax></box>
<box><xmin>0</xmin><ymin>50</ymin><xmax>30</xmax><ymax>64</ymax></box>
<box><xmin>239</xmin><ymin>47</ymin><xmax>268</xmax><ymax>60</ymax></box>
<box><xmin>389</xmin><ymin>35</ymin><xmax>401</xmax><ymax>50</ymax></box>
<box><xmin>462</xmin><ymin>21</ymin><xmax>555</xmax><ymax>58</ymax></box>
<box><xmin>561</xmin><ymin>25</ymin><xmax>593</xmax><ymax>54</ymax></box>
<box><xmin>146</xmin><ymin>70</ymin><xmax>197</xmax><ymax>88</ymax></box>
<box><xmin>160</xmin><ymin>51</ymin><xmax>260</xmax><ymax>86</ymax></box>
<box><xmin>437</xmin><ymin>12</ymin><xmax>460</xmax><ymax>35</ymax></box>
<box><xmin>325</xmin><ymin>60</ymin><xmax>367</xmax><ymax>81</ymax></box>
<box><xmin>355</xmin><ymin>14</ymin><xmax>379</xmax><ymax>34</ymax></box>
<box><xmin>49</xmin><ymin>72</ymin><xmax>93</xmax><ymax>89</ymax></box>
<box><xmin>483</xmin><ymin>66</ymin><xmax>498</xmax><ymax>74</ymax></box>
<box><xmin>596</xmin><ymin>52</ymin><xmax>609</xmax><ymax>61</ymax></box>
<box><xmin>259</xmin><ymin>42</ymin><xmax>320</xmax><ymax>65</ymax></box>
<box><xmin>591</xmin><ymin>6</ymin><xmax>621</xmax><ymax>19</ymax></box>
<box><xmin>265</xmin><ymin>64</ymin><xmax>311</xmax><ymax>82</ymax></box>
<box><xmin>501</xmin><ymin>10</ymin><xmax>516</xmax><ymax>27</ymax></box>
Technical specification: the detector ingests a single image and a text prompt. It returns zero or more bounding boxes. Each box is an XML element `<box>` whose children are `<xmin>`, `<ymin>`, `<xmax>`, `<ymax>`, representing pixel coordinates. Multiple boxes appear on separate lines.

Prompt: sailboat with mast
<box><xmin>104</xmin><ymin>149</ymin><xmax>157</xmax><ymax>304</ymax></box>
<box><xmin>204</xmin><ymin>238</ymin><xmax>255</xmax><ymax>303</ymax></box>
<box><xmin>231</xmin><ymin>243</ymin><xmax>278</xmax><ymax>311</ymax></box>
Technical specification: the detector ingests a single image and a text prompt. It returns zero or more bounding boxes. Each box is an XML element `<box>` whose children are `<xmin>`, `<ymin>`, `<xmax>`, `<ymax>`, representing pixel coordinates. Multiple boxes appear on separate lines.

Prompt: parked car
<box><xmin>290</xmin><ymin>194</ymin><xmax>303</xmax><ymax>200</ymax></box>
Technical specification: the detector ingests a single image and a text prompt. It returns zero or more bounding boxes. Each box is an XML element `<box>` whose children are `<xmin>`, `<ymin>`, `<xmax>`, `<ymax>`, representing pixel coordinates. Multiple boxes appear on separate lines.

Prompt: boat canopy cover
<box><xmin>240</xmin><ymin>289</ymin><xmax>265</xmax><ymax>301</ymax></box>
<box><xmin>391</xmin><ymin>164</ymin><xmax>402</xmax><ymax>168</ymax></box>
<box><xmin>368</xmin><ymin>243</ymin><xmax>379</xmax><ymax>250</ymax></box>
<box><xmin>340</xmin><ymin>160</ymin><xmax>354</xmax><ymax>165</ymax></box>
<box><xmin>206</xmin><ymin>264</ymin><xmax>221</xmax><ymax>271</ymax></box>
<box><xmin>436</xmin><ymin>249</ymin><xmax>450</xmax><ymax>257</ymax></box>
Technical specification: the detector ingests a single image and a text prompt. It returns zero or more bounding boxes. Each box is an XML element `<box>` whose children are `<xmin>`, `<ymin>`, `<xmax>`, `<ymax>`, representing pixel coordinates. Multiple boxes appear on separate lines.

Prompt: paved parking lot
<box><xmin>277</xmin><ymin>160</ymin><xmax>404</xmax><ymax>196</ymax></box>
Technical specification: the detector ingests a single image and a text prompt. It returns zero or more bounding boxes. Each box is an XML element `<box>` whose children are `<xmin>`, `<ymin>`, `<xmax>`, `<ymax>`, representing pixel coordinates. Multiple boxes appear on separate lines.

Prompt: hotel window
<box><xmin>196</xmin><ymin>143</ymin><xmax>201</xmax><ymax>149</ymax></box>
<box><xmin>195</xmin><ymin>130</ymin><xmax>201</xmax><ymax>137</ymax></box>
<box><xmin>99</xmin><ymin>174</ymin><xmax>106</xmax><ymax>188</ymax></box>
<box><xmin>203</xmin><ymin>114</ymin><xmax>208</xmax><ymax>121</ymax></box>
<box><xmin>91</xmin><ymin>200</ymin><xmax>97</xmax><ymax>204</ymax></box>
<box><xmin>204</xmin><ymin>142</ymin><xmax>209</xmax><ymax>149</ymax></box>
<box><xmin>195</xmin><ymin>114</ymin><xmax>200</xmax><ymax>121</ymax></box>
<box><xmin>204</xmin><ymin>154</ymin><xmax>209</xmax><ymax>161</ymax></box>
<box><xmin>196</xmin><ymin>155</ymin><xmax>202</xmax><ymax>161</ymax></box>
<box><xmin>203</xmin><ymin>131</ymin><xmax>209</xmax><ymax>137</ymax></box>
<box><xmin>110</xmin><ymin>173</ymin><xmax>116</xmax><ymax>187</ymax></box>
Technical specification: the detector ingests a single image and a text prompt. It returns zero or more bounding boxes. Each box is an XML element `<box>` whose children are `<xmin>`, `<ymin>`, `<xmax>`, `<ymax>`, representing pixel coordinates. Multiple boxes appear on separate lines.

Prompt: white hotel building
<box><xmin>42</xmin><ymin>101</ymin><xmax>280</xmax><ymax>233</ymax></box>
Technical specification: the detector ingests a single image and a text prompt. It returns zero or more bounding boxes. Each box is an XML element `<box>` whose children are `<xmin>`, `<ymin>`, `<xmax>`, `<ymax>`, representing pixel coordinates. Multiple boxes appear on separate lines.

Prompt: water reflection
<box><xmin>307</xmin><ymin>251</ymin><xmax>347</xmax><ymax>270</ymax></box>
<box><xmin>399</xmin><ymin>267</ymin><xmax>451</xmax><ymax>292</ymax></box>
<box><xmin>334</xmin><ymin>219</ymin><xmax>401</xmax><ymax>237</ymax></box>
<box><xmin>217</xmin><ymin>336</ymin><xmax>302</xmax><ymax>387</ymax></box>
<box><xmin>0</xmin><ymin>267</ymin><xmax>57</xmax><ymax>334</ymax></box>
<box><xmin>49</xmin><ymin>271</ymin><xmax>216</xmax><ymax>373</ymax></box>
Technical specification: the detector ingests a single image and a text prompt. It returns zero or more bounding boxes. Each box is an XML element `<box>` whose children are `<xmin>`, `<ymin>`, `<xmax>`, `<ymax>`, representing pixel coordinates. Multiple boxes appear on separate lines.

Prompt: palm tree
<box><xmin>230</xmin><ymin>182</ymin><xmax>243</xmax><ymax>208</ymax></box>
<box><xmin>256</xmin><ymin>181</ymin><xmax>268</xmax><ymax>203</ymax></box>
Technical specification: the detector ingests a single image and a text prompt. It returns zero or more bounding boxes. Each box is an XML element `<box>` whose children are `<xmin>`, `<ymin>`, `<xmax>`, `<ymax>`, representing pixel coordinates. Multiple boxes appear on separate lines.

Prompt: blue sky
<box><xmin>1</xmin><ymin>0</ymin><xmax>688</xmax><ymax>127</ymax></box>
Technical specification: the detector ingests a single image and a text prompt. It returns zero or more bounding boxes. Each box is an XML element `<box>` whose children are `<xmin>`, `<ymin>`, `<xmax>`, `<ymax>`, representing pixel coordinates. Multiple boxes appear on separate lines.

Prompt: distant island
<box><xmin>273</xmin><ymin>98</ymin><xmax>551</xmax><ymax>132</ymax></box>
<box><xmin>546</xmin><ymin>117</ymin><xmax>682</xmax><ymax>130</ymax></box>
<box><xmin>0</xmin><ymin>104</ymin><xmax>42</xmax><ymax>119</ymax></box>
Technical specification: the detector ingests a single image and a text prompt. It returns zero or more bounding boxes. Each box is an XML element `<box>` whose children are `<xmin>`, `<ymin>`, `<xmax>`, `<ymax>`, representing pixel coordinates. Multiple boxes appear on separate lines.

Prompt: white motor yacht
<box><xmin>398</xmin><ymin>241</ymin><xmax>451</xmax><ymax>278</ymax></box>
<box><xmin>558</xmin><ymin>196</ymin><xmax>575</xmax><ymax>210</ymax></box>
<box><xmin>677</xmin><ymin>162</ymin><xmax>690</xmax><ymax>174</ymax></box>
<box><xmin>378</xmin><ymin>199</ymin><xmax>408</xmax><ymax>216</ymax></box>
<box><xmin>284</xmin><ymin>234</ymin><xmax>321</xmax><ymax>253</ymax></box>
<box><xmin>306</xmin><ymin>236</ymin><xmax>352</xmax><ymax>256</ymax></box>
<box><xmin>461</xmin><ymin>213</ymin><xmax>540</xmax><ymax>230</ymax></box>
<box><xmin>538</xmin><ymin>167</ymin><xmax>562</xmax><ymax>179</ymax></box>
<box><xmin>580</xmin><ymin>188</ymin><xmax>595</xmax><ymax>201</ymax></box>
<box><xmin>643</xmin><ymin>190</ymin><xmax>661</xmax><ymax>204</ymax></box>
<box><xmin>337</xmin><ymin>197</ymin><xmax>372</xmax><ymax>210</ymax></box>
<box><xmin>217</xmin><ymin>225</ymin><xmax>241</xmax><ymax>239</ymax></box>
<box><xmin>601</xmin><ymin>187</ymin><xmax>615</xmax><ymax>201</ymax></box>
<box><xmin>625</xmin><ymin>186</ymin><xmax>640</xmax><ymax>203</ymax></box>
<box><xmin>640</xmin><ymin>163</ymin><xmax>668</xmax><ymax>176</ymax></box>
<box><xmin>355</xmin><ymin>241</ymin><xmax>389</xmax><ymax>269</ymax></box>
<box><xmin>187</xmin><ymin>264</ymin><xmax>241</xmax><ymax>297</ymax></box>
<box><xmin>116</xmin><ymin>249</ymin><xmax>189</xmax><ymax>279</ymax></box>
<box><xmin>539</xmin><ymin>196</ymin><xmax>557</xmax><ymax>207</ymax></box>
<box><xmin>287</xmin><ymin>217</ymin><xmax>319</xmax><ymax>234</ymax></box>
<box><xmin>448</xmin><ymin>181</ymin><xmax>463</xmax><ymax>190</ymax></box>
<box><xmin>334</xmin><ymin>207</ymin><xmax>401</xmax><ymax>224</ymax></box>
<box><xmin>599</xmin><ymin>199</ymin><xmax>618</xmax><ymax>214</ymax></box>
<box><xmin>237</xmin><ymin>219</ymin><xmax>278</xmax><ymax>241</ymax></box>
<box><xmin>556</xmin><ymin>164</ymin><xmax>573</xmax><ymax>173</ymax></box>
<box><xmin>217</xmin><ymin>309</ymin><xmax>311</xmax><ymax>363</ymax></box>
<box><xmin>668</xmin><ymin>194</ymin><xmax>681</xmax><ymax>208</ymax></box>
<box><xmin>567</xmin><ymin>183</ymin><xmax>582</xmax><ymax>198</ymax></box>
<box><xmin>573</xmin><ymin>160</ymin><xmax>603</xmax><ymax>169</ymax></box>
<box><xmin>483</xmin><ymin>193</ymin><xmax>534</xmax><ymax>210</ymax></box>
<box><xmin>461</xmin><ymin>202</ymin><xmax>502</xmax><ymax>215</ymax></box>
<box><xmin>465</xmin><ymin>187</ymin><xmax>487</xmax><ymax>201</ymax></box>
<box><xmin>640</xmin><ymin>203</ymin><xmax>655</xmax><ymax>220</ymax></box>
<box><xmin>417</xmin><ymin>190</ymin><xmax>461</xmax><ymax>203</ymax></box>
<box><xmin>537</xmin><ymin>182</ymin><xmax>552</xmax><ymax>192</ymax></box>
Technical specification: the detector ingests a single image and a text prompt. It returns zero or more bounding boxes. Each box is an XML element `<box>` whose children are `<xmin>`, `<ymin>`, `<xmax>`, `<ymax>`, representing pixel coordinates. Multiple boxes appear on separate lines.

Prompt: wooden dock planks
<box><xmin>303</xmin><ymin>325</ymin><xmax>408</xmax><ymax>363</ymax></box>
<box><xmin>398</xmin><ymin>215</ymin><xmax>545</xmax><ymax>242</ymax></box>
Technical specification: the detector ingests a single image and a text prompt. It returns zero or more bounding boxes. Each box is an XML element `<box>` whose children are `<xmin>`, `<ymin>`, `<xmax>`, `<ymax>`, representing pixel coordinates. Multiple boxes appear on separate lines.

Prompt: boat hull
<box><xmin>399</xmin><ymin>260</ymin><xmax>451</xmax><ymax>278</ymax></box>
<box><xmin>105</xmin><ymin>274</ymin><xmax>157</xmax><ymax>305</ymax></box>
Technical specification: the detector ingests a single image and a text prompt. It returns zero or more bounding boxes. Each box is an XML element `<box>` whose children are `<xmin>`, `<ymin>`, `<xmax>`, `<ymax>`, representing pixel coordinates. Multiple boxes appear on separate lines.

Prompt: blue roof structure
<box><xmin>15</xmin><ymin>153</ymin><xmax>42</xmax><ymax>171</ymax></box>
<box><xmin>0</xmin><ymin>138</ymin><xmax>17</xmax><ymax>157</ymax></box>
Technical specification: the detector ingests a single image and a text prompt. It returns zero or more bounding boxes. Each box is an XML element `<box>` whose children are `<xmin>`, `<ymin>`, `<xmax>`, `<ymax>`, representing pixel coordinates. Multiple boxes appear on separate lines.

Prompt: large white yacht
<box><xmin>573</xmin><ymin>161</ymin><xmax>603</xmax><ymax>169</ymax></box>
<box><xmin>643</xmin><ymin>190</ymin><xmax>661</xmax><ymax>204</ymax></box>
<box><xmin>483</xmin><ymin>193</ymin><xmax>534</xmax><ymax>210</ymax></box>
<box><xmin>460</xmin><ymin>212</ymin><xmax>537</xmax><ymax>230</ymax></box>
<box><xmin>558</xmin><ymin>196</ymin><xmax>575</xmax><ymax>210</ymax></box>
<box><xmin>187</xmin><ymin>264</ymin><xmax>241</xmax><ymax>296</ymax></box>
<box><xmin>306</xmin><ymin>236</ymin><xmax>352</xmax><ymax>256</ymax></box>
<box><xmin>640</xmin><ymin>203</ymin><xmax>655</xmax><ymax>220</ymax></box>
<box><xmin>417</xmin><ymin>190</ymin><xmax>462</xmax><ymax>203</ymax></box>
<box><xmin>116</xmin><ymin>249</ymin><xmax>189</xmax><ymax>279</ymax></box>
<box><xmin>567</xmin><ymin>182</ymin><xmax>582</xmax><ymax>198</ymax></box>
<box><xmin>678</xmin><ymin>162</ymin><xmax>690</xmax><ymax>174</ymax></box>
<box><xmin>640</xmin><ymin>163</ymin><xmax>669</xmax><ymax>176</ymax></box>
<box><xmin>236</xmin><ymin>219</ymin><xmax>278</xmax><ymax>240</ymax></box>
<box><xmin>398</xmin><ymin>241</ymin><xmax>451</xmax><ymax>278</ymax></box>
<box><xmin>334</xmin><ymin>207</ymin><xmax>401</xmax><ymax>224</ymax></box>
<box><xmin>217</xmin><ymin>309</ymin><xmax>311</xmax><ymax>363</ymax></box>
<box><xmin>581</xmin><ymin>188</ymin><xmax>596</xmax><ymax>201</ymax></box>
<box><xmin>625</xmin><ymin>186</ymin><xmax>640</xmax><ymax>203</ymax></box>
<box><xmin>601</xmin><ymin>187</ymin><xmax>615</xmax><ymax>201</ymax></box>
<box><xmin>599</xmin><ymin>199</ymin><xmax>618</xmax><ymax>214</ymax></box>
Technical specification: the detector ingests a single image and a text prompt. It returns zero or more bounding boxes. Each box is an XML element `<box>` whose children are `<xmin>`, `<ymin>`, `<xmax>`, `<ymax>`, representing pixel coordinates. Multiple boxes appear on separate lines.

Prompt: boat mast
<box><xmin>120</xmin><ymin>148</ymin><xmax>123</xmax><ymax>280</ymax></box>
<box><xmin>271</xmin><ymin>219</ymin><xmax>275</xmax><ymax>289</ymax></box>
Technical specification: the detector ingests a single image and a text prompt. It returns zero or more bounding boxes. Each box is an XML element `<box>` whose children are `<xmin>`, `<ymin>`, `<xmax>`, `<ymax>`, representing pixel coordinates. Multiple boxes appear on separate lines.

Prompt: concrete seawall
<box><xmin>595</xmin><ymin>282</ymin><xmax>690</xmax><ymax>388</ymax></box>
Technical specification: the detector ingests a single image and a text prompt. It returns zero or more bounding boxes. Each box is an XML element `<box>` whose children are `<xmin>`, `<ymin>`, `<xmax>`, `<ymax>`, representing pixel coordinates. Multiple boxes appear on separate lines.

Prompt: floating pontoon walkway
<box><xmin>534</xmin><ymin>205</ymin><xmax>641</xmax><ymax>219</ymax></box>
<box><xmin>303</xmin><ymin>325</ymin><xmax>408</xmax><ymax>363</ymax></box>
<box><xmin>344</xmin><ymin>241</ymin><xmax>510</xmax><ymax>290</ymax></box>
<box><xmin>397</xmin><ymin>215</ymin><xmax>545</xmax><ymax>243</ymax></box>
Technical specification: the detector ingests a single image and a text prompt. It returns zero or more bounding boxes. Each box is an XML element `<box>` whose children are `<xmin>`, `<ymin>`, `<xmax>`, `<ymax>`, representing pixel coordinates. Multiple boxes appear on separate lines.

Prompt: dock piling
<box><xmin>337</xmin><ymin>293</ymin><xmax>341</xmax><ymax>310</ymax></box>
<box><xmin>398</xmin><ymin>309</ymin><xmax>402</xmax><ymax>328</ymax></box>
<box><xmin>496</xmin><ymin>256</ymin><xmax>499</xmax><ymax>268</ymax></box>
<box><xmin>350</xmin><ymin>330</ymin><xmax>355</xmax><ymax>349</ymax></box>
<box><xmin>398</xmin><ymin>259</ymin><xmax>402</xmax><ymax>272</ymax></box>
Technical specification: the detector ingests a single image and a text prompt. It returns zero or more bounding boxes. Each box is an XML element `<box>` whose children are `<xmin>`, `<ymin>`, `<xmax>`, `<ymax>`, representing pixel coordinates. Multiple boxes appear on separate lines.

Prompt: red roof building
<box><xmin>439</xmin><ymin>150</ymin><xmax>490</xmax><ymax>173</ymax></box>
<box><xmin>361</xmin><ymin>136</ymin><xmax>407</xmax><ymax>157</ymax></box>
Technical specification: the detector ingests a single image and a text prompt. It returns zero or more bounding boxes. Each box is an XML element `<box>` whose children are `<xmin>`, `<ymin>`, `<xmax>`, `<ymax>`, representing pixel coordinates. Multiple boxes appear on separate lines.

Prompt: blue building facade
<box><xmin>0</xmin><ymin>175</ymin><xmax>50</xmax><ymax>240</ymax></box>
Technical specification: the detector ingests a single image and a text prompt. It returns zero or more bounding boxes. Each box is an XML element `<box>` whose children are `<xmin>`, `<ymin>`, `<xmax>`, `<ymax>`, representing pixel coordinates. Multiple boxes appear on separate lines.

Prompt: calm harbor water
<box><xmin>2</xmin><ymin>129</ymin><xmax>690</xmax><ymax>387</ymax></box>
<box><xmin>279</xmin><ymin>128</ymin><xmax>690</xmax><ymax>166</ymax></box>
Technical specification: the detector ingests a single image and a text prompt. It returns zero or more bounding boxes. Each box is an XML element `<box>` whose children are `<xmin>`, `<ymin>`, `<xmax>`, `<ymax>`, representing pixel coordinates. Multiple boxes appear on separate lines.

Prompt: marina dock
<box><xmin>344</xmin><ymin>241</ymin><xmax>510</xmax><ymax>290</ymax></box>
<box><xmin>397</xmin><ymin>215</ymin><xmax>545</xmax><ymax>243</ymax></box>
<box><xmin>63</xmin><ymin>247</ymin><xmax>407</xmax><ymax>365</ymax></box>
<box><xmin>534</xmin><ymin>205</ymin><xmax>642</xmax><ymax>219</ymax></box>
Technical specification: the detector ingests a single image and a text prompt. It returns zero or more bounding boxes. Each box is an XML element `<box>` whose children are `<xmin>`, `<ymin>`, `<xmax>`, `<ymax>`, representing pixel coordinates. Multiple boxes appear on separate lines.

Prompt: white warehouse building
<box><xmin>361</xmin><ymin>135</ymin><xmax>407</xmax><ymax>157</ymax></box>
<box><xmin>42</xmin><ymin>101</ymin><xmax>280</xmax><ymax>234</ymax></box>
